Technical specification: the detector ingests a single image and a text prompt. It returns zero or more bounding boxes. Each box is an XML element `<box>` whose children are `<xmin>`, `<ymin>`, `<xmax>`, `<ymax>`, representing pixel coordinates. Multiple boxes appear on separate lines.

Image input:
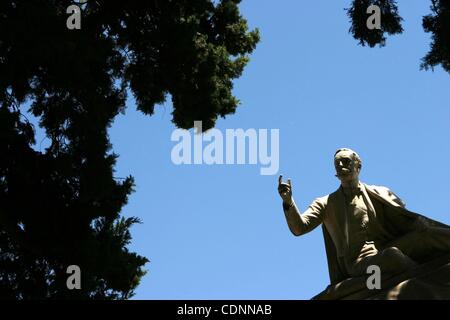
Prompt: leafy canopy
<box><xmin>0</xmin><ymin>0</ymin><xmax>259</xmax><ymax>299</ymax></box>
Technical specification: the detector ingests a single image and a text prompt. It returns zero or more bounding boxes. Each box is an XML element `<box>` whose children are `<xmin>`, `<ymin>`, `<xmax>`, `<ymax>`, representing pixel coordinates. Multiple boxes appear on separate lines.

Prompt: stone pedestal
<box><xmin>313</xmin><ymin>254</ymin><xmax>450</xmax><ymax>300</ymax></box>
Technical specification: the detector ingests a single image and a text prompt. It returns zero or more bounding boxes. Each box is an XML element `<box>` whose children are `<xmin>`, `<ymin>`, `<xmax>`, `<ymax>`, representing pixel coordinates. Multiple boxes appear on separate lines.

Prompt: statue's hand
<box><xmin>278</xmin><ymin>175</ymin><xmax>293</xmax><ymax>206</ymax></box>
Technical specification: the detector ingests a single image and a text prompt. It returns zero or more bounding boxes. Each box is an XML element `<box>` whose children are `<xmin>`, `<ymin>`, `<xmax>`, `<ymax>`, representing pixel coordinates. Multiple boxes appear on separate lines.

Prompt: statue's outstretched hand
<box><xmin>278</xmin><ymin>175</ymin><xmax>293</xmax><ymax>206</ymax></box>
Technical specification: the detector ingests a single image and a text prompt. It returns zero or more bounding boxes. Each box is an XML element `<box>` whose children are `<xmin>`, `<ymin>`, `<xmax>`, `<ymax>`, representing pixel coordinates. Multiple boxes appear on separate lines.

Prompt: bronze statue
<box><xmin>278</xmin><ymin>148</ymin><xmax>450</xmax><ymax>298</ymax></box>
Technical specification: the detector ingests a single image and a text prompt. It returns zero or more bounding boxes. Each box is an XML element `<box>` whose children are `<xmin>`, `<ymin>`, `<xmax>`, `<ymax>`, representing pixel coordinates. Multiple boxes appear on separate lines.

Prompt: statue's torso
<box><xmin>322</xmin><ymin>185</ymin><xmax>391</xmax><ymax>262</ymax></box>
<box><xmin>343</xmin><ymin>191</ymin><xmax>386</xmax><ymax>274</ymax></box>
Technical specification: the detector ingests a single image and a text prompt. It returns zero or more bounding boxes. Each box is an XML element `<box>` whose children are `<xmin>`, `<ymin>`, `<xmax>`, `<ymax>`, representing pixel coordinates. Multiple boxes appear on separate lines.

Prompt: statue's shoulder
<box><xmin>364</xmin><ymin>183</ymin><xmax>391</xmax><ymax>195</ymax></box>
<box><xmin>310</xmin><ymin>194</ymin><xmax>329</xmax><ymax>209</ymax></box>
<box><xmin>363</xmin><ymin>183</ymin><xmax>406</xmax><ymax>208</ymax></box>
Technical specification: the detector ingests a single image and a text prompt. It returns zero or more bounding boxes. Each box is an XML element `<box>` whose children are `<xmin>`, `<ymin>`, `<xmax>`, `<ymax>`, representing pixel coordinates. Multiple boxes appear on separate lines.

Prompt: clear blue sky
<box><xmin>104</xmin><ymin>1</ymin><xmax>450</xmax><ymax>299</ymax></box>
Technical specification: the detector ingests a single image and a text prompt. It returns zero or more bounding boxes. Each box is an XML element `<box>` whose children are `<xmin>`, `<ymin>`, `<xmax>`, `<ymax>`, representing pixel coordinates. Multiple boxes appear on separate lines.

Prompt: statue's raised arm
<box><xmin>278</xmin><ymin>175</ymin><xmax>325</xmax><ymax>236</ymax></box>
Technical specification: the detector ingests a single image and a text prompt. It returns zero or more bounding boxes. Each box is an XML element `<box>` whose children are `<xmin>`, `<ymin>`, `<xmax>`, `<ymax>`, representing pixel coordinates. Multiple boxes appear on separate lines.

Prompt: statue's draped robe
<box><xmin>314</xmin><ymin>184</ymin><xmax>449</xmax><ymax>284</ymax></box>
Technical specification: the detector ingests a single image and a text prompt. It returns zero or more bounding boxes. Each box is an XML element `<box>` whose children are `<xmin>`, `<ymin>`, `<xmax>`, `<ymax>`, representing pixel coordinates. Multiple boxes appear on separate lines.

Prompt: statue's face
<box><xmin>334</xmin><ymin>150</ymin><xmax>360</xmax><ymax>183</ymax></box>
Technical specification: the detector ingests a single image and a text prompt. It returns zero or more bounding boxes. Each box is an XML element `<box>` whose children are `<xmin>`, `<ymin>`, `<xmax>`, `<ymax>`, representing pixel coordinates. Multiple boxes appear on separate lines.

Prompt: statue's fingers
<box><xmin>288</xmin><ymin>179</ymin><xmax>292</xmax><ymax>188</ymax></box>
<box><xmin>278</xmin><ymin>184</ymin><xmax>291</xmax><ymax>193</ymax></box>
<box><xmin>278</xmin><ymin>175</ymin><xmax>283</xmax><ymax>185</ymax></box>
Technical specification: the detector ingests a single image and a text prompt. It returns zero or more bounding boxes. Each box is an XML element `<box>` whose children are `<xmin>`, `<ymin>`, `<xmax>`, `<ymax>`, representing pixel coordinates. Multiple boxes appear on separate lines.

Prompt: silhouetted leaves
<box><xmin>347</xmin><ymin>0</ymin><xmax>450</xmax><ymax>74</ymax></box>
<box><xmin>422</xmin><ymin>0</ymin><xmax>450</xmax><ymax>72</ymax></box>
<box><xmin>347</xmin><ymin>0</ymin><xmax>403</xmax><ymax>47</ymax></box>
<box><xmin>0</xmin><ymin>0</ymin><xmax>258</xmax><ymax>299</ymax></box>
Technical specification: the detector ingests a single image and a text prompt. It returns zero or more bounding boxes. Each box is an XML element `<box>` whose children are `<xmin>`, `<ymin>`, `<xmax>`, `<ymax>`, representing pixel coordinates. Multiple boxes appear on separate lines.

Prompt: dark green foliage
<box><xmin>0</xmin><ymin>0</ymin><xmax>258</xmax><ymax>299</ymax></box>
<box><xmin>347</xmin><ymin>0</ymin><xmax>403</xmax><ymax>47</ymax></box>
<box><xmin>422</xmin><ymin>0</ymin><xmax>450</xmax><ymax>72</ymax></box>
<box><xmin>347</xmin><ymin>0</ymin><xmax>450</xmax><ymax>74</ymax></box>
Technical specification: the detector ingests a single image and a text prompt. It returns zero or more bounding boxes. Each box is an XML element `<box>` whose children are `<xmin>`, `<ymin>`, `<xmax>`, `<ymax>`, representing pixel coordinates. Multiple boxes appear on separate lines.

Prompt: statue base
<box><xmin>313</xmin><ymin>254</ymin><xmax>450</xmax><ymax>300</ymax></box>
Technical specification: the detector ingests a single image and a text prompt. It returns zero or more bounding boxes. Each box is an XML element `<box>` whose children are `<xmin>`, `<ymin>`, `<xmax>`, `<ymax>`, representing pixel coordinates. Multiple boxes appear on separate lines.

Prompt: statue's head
<box><xmin>334</xmin><ymin>148</ymin><xmax>362</xmax><ymax>184</ymax></box>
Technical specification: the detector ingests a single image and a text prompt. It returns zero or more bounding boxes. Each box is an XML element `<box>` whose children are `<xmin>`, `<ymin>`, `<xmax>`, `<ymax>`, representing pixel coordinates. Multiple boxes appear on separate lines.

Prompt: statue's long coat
<box><xmin>316</xmin><ymin>184</ymin><xmax>449</xmax><ymax>284</ymax></box>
